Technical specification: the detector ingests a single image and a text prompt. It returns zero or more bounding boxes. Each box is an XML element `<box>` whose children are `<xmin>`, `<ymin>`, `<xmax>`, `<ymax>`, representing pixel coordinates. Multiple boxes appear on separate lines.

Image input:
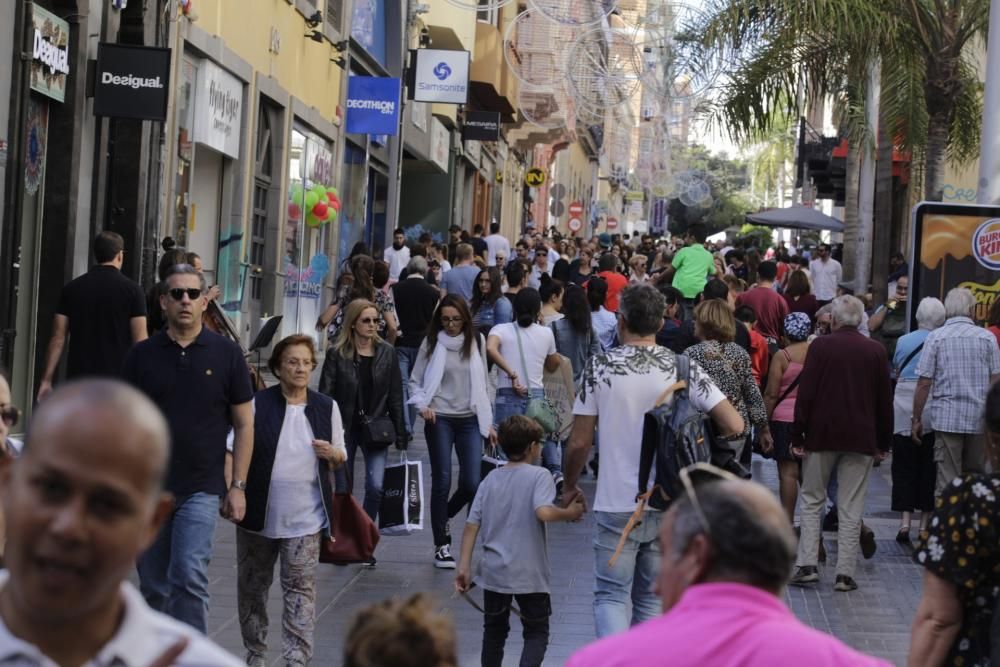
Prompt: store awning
<box><xmin>424</xmin><ymin>25</ymin><xmax>465</xmax><ymax>52</ymax></box>
<box><xmin>469</xmin><ymin>81</ymin><xmax>516</xmax><ymax>123</ymax></box>
<box><xmin>746</xmin><ymin>205</ymin><xmax>845</xmax><ymax>232</ymax></box>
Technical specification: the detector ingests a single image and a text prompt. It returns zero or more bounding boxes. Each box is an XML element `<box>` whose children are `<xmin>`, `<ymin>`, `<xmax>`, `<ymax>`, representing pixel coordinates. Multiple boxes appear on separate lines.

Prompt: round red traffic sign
<box><xmin>568</xmin><ymin>217</ymin><xmax>583</xmax><ymax>232</ymax></box>
<box><xmin>607</xmin><ymin>217</ymin><xmax>619</xmax><ymax>230</ymax></box>
<box><xmin>568</xmin><ymin>201</ymin><xmax>584</xmax><ymax>217</ymax></box>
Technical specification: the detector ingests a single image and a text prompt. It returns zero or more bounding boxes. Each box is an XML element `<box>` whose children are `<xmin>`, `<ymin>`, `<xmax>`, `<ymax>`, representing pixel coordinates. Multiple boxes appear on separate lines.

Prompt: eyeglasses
<box><xmin>168</xmin><ymin>288</ymin><xmax>202</xmax><ymax>301</ymax></box>
<box><xmin>0</xmin><ymin>406</ymin><xmax>20</xmax><ymax>428</ymax></box>
<box><xmin>358</xmin><ymin>317</ymin><xmax>378</xmax><ymax>324</ymax></box>
<box><xmin>441</xmin><ymin>316</ymin><xmax>464</xmax><ymax>324</ymax></box>
<box><xmin>678</xmin><ymin>463</ymin><xmax>740</xmax><ymax>536</ymax></box>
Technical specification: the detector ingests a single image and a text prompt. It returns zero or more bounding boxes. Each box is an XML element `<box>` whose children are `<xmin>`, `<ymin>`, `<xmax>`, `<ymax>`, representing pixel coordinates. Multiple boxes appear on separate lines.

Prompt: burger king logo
<box><xmin>973</xmin><ymin>219</ymin><xmax>1000</xmax><ymax>270</ymax></box>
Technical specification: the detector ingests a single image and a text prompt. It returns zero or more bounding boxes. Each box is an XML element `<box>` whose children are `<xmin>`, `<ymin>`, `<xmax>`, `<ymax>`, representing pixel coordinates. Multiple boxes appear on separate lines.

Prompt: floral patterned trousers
<box><xmin>237</xmin><ymin>528</ymin><xmax>321</xmax><ymax>666</ymax></box>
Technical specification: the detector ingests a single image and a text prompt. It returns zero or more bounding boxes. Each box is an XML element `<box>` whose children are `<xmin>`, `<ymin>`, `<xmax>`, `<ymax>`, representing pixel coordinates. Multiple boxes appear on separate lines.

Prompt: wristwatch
<box><xmin>231</xmin><ymin>479</ymin><xmax>247</xmax><ymax>491</ymax></box>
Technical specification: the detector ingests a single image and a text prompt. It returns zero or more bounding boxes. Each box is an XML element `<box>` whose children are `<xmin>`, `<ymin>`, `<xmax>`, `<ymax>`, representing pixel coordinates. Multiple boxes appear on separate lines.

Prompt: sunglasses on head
<box><xmin>679</xmin><ymin>463</ymin><xmax>740</xmax><ymax>535</ymax></box>
<box><xmin>1</xmin><ymin>407</ymin><xmax>20</xmax><ymax>428</ymax></box>
<box><xmin>168</xmin><ymin>288</ymin><xmax>203</xmax><ymax>301</ymax></box>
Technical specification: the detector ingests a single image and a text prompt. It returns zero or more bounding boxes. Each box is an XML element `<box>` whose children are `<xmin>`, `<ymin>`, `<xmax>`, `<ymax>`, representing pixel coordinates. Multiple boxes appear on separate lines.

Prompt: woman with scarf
<box><xmin>409</xmin><ymin>295</ymin><xmax>496</xmax><ymax>569</ymax></box>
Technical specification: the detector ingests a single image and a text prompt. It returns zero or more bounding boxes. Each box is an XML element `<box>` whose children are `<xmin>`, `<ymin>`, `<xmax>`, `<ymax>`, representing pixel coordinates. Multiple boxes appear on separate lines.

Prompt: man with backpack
<box><xmin>562</xmin><ymin>284</ymin><xmax>744</xmax><ymax>638</ymax></box>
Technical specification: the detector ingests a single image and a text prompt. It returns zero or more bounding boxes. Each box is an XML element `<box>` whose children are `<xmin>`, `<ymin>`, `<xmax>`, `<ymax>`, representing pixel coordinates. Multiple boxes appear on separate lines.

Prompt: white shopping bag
<box><xmin>378</xmin><ymin>453</ymin><xmax>424</xmax><ymax>536</ymax></box>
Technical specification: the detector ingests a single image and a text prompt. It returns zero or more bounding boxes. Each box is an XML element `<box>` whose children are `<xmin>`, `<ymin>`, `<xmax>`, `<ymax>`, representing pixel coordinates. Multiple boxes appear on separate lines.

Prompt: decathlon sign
<box><xmin>411</xmin><ymin>49</ymin><xmax>470</xmax><ymax>104</ymax></box>
<box><xmin>346</xmin><ymin>77</ymin><xmax>401</xmax><ymax>135</ymax></box>
<box><xmin>30</xmin><ymin>6</ymin><xmax>71</xmax><ymax>102</ymax></box>
<box><xmin>93</xmin><ymin>43</ymin><xmax>172</xmax><ymax>121</ymax></box>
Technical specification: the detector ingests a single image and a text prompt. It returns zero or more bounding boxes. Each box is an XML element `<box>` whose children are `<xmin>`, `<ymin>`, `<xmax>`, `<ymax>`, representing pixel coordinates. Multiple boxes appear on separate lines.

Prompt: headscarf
<box><xmin>783</xmin><ymin>312</ymin><xmax>812</xmax><ymax>342</ymax></box>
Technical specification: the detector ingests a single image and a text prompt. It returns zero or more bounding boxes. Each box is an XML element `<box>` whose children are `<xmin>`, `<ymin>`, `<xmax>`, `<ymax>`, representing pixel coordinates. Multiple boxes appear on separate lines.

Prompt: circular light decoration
<box><xmin>527</xmin><ymin>0</ymin><xmax>617</xmax><ymax>26</ymax></box>
<box><xmin>632</xmin><ymin>0</ymin><xmax>723</xmax><ymax>101</ymax></box>
<box><xmin>518</xmin><ymin>84</ymin><xmax>567</xmax><ymax>130</ymax></box>
<box><xmin>444</xmin><ymin>0</ymin><xmax>513</xmax><ymax>10</ymax></box>
<box><xmin>566</xmin><ymin>27</ymin><xmax>643</xmax><ymax>109</ymax></box>
<box><xmin>504</xmin><ymin>9</ymin><xmax>577</xmax><ymax>87</ymax></box>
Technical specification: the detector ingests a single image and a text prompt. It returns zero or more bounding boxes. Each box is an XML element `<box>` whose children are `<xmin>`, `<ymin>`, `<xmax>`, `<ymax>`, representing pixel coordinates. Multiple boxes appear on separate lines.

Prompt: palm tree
<box><xmin>694</xmin><ymin>0</ymin><xmax>985</xmax><ymax>201</ymax></box>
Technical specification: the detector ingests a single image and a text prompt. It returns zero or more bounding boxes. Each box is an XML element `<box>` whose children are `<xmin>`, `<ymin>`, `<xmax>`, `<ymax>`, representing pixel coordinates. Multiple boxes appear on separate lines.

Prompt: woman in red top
<box><xmin>783</xmin><ymin>269</ymin><xmax>818</xmax><ymax>323</ymax></box>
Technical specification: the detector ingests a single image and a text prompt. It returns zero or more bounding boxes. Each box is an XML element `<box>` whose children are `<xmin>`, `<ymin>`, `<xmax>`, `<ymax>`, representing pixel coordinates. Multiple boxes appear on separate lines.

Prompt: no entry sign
<box><xmin>568</xmin><ymin>201</ymin><xmax>584</xmax><ymax>217</ymax></box>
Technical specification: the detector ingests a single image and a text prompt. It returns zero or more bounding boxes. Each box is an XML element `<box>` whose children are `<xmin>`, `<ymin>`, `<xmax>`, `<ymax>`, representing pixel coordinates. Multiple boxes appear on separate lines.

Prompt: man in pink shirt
<box><xmin>566</xmin><ymin>474</ymin><xmax>890</xmax><ymax>667</ymax></box>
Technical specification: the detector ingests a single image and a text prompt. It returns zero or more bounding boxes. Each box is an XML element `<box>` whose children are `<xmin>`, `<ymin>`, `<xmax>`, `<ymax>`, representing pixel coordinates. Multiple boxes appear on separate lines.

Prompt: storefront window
<box><xmin>173</xmin><ymin>57</ymin><xmax>197</xmax><ymax>247</ymax></box>
<box><xmin>283</xmin><ymin>126</ymin><xmax>335</xmax><ymax>341</ymax></box>
<box><xmin>351</xmin><ymin>0</ymin><xmax>387</xmax><ymax>66</ymax></box>
<box><xmin>338</xmin><ymin>141</ymin><xmax>368</xmax><ymax>269</ymax></box>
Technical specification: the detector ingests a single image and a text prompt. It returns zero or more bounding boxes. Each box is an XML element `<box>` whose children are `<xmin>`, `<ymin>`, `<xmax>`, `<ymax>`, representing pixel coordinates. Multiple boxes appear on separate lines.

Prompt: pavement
<box><xmin>194</xmin><ymin>422</ymin><xmax>923</xmax><ymax>667</ymax></box>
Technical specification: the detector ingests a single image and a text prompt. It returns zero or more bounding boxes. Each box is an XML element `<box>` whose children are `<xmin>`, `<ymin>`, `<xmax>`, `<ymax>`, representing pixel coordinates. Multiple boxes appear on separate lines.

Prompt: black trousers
<box><xmin>891</xmin><ymin>432</ymin><xmax>936</xmax><ymax>512</ymax></box>
<box><xmin>481</xmin><ymin>590</ymin><xmax>551</xmax><ymax>667</ymax></box>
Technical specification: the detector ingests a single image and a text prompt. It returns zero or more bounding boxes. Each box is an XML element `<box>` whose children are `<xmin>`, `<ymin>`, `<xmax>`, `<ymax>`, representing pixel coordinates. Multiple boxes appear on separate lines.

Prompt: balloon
<box><xmin>330</xmin><ymin>197</ymin><xmax>341</xmax><ymax>211</ymax></box>
<box><xmin>287</xmin><ymin>203</ymin><xmax>302</xmax><ymax>220</ymax></box>
<box><xmin>326</xmin><ymin>190</ymin><xmax>337</xmax><ymax>202</ymax></box>
<box><xmin>326</xmin><ymin>186</ymin><xmax>339</xmax><ymax>198</ymax></box>
<box><xmin>289</xmin><ymin>183</ymin><xmax>304</xmax><ymax>201</ymax></box>
<box><xmin>312</xmin><ymin>201</ymin><xmax>328</xmax><ymax>219</ymax></box>
<box><xmin>305</xmin><ymin>213</ymin><xmax>321</xmax><ymax>228</ymax></box>
<box><xmin>304</xmin><ymin>191</ymin><xmax>319</xmax><ymax>210</ymax></box>
<box><xmin>311</xmin><ymin>184</ymin><xmax>327</xmax><ymax>200</ymax></box>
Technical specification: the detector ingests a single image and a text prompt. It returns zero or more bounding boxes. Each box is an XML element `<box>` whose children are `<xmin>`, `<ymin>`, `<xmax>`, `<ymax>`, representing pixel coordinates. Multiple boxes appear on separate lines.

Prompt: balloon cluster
<box><xmin>287</xmin><ymin>182</ymin><xmax>341</xmax><ymax>228</ymax></box>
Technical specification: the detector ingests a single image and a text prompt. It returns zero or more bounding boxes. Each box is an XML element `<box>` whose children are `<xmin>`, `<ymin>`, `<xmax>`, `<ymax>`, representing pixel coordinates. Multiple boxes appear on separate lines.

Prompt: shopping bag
<box><xmin>378</xmin><ymin>453</ymin><xmax>424</xmax><ymax>536</ymax></box>
<box><xmin>481</xmin><ymin>443</ymin><xmax>507</xmax><ymax>479</ymax></box>
<box><xmin>543</xmin><ymin>354</ymin><xmax>576</xmax><ymax>441</ymax></box>
<box><xmin>319</xmin><ymin>491</ymin><xmax>380</xmax><ymax>565</ymax></box>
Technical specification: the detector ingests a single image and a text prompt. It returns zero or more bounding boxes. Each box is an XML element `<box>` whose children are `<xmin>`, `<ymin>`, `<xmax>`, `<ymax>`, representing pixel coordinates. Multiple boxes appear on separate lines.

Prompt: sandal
<box><xmin>895</xmin><ymin>529</ymin><xmax>911</xmax><ymax>545</ymax></box>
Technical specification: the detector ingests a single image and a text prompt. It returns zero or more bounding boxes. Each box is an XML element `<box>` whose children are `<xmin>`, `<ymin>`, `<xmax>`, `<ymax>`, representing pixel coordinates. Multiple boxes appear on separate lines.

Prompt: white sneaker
<box><xmin>434</xmin><ymin>544</ymin><xmax>456</xmax><ymax>569</ymax></box>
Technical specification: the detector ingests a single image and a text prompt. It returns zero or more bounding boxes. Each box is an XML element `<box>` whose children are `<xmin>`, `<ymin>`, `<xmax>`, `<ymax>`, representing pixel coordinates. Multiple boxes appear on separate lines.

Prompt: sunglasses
<box><xmin>678</xmin><ymin>463</ymin><xmax>740</xmax><ymax>535</ymax></box>
<box><xmin>1</xmin><ymin>406</ymin><xmax>20</xmax><ymax>428</ymax></box>
<box><xmin>168</xmin><ymin>288</ymin><xmax>203</xmax><ymax>301</ymax></box>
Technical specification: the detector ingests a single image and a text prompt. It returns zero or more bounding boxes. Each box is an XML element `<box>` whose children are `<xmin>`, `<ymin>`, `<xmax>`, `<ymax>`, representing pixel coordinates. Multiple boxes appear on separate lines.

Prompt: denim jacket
<box><xmin>473</xmin><ymin>296</ymin><xmax>513</xmax><ymax>332</ymax></box>
<box><xmin>551</xmin><ymin>319</ymin><xmax>602</xmax><ymax>387</ymax></box>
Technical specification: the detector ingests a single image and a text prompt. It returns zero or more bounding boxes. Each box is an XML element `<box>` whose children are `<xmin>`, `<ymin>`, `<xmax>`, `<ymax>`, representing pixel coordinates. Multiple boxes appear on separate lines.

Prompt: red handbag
<box><xmin>319</xmin><ymin>491</ymin><xmax>380</xmax><ymax>565</ymax></box>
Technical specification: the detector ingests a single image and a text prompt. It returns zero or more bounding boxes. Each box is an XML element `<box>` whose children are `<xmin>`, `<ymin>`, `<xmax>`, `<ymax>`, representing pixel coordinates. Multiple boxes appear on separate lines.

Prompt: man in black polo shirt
<box><xmin>37</xmin><ymin>231</ymin><xmax>147</xmax><ymax>401</ymax></box>
<box><xmin>392</xmin><ymin>256</ymin><xmax>441</xmax><ymax>436</ymax></box>
<box><xmin>123</xmin><ymin>264</ymin><xmax>254</xmax><ymax>633</ymax></box>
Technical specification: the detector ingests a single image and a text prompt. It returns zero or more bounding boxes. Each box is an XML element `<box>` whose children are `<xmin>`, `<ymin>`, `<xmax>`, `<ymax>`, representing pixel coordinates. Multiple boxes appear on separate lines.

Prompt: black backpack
<box><xmin>637</xmin><ymin>354</ymin><xmax>745</xmax><ymax>511</ymax></box>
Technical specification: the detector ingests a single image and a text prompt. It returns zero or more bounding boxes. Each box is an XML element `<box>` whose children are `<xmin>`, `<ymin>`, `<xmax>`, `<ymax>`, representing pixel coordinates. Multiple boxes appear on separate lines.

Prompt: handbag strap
<box><xmin>897</xmin><ymin>343</ymin><xmax>924</xmax><ymax>374</ymax></box>
<box><xmin>514</xmin><ymin>325</ymin><xmax>531</xmax><ymax>386</ymax></box>
<box><xmin>775</xmin><ymin>371</ymin><xmax>802</xmax><ymax>409</ymax></box>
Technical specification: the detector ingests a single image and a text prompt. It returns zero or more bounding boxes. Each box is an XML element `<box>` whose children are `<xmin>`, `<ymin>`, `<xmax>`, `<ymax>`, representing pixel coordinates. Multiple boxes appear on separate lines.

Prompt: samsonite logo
<box><xmin>101</xmin><ymin>72</ymin><xmax>165</xmax><ymax>89</ymax></box>
<box><xmin>973</xmin><ymin>218</ymin><xmax>1000</xmax><ymax>270</ymax></box>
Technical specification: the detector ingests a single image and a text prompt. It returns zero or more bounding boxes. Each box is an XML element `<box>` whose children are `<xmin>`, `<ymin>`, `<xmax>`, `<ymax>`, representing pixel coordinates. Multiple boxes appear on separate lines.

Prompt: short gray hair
<box><xmin>407</xmin><ymin>256</ymin><xmax>428</xmax><ymax>276</ymax></box>
<box><xmin>915</xmin><ymin>297</ymin><xmax>946</xmax><ymax>331</ymax></box>
<box><xmin>830</xmin><ymin>295</ymin><xmax>863</xmax><ymax>328</ymax></box>
<box><xmin>619</xmin><ymin>284</ymin><xmax>666</xmax><ymax>336</ymax></box>
<box><xmin>671</xmin><ymin>484</ymin><xmax>796</xmax><ymax>591</ymax></box>
<box><xmin>944</xmin><ymin>287</ymin><xmax>976</xmax><ymax>319</ymax></box>
<box><xmin>163</xmin><ymin>263</ymin><xmax>207</xmax><ymax>293</ymax></box>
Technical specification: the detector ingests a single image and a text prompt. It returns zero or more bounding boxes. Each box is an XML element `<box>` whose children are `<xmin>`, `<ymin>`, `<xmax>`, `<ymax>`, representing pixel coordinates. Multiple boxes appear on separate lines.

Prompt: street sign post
<box><xmin>568</xmin><ymin>201</ymin><xmax>584</xmax><ymax>218</ymax></box>
<box><xmin>568</xmin><ymin>217</ymin><xmax>582</xmax><ymax>233</ymax></box>
<box><xmin>607</xmin><ymin>217</ymin><xmax>619</xmax><ymax>230</ymax></box>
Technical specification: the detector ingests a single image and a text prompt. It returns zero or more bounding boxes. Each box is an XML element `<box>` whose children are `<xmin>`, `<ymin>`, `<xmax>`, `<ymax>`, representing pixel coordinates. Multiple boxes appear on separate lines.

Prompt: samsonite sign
<box><xmin>93</xmin><ymin>43</ymin><xmax>171</xmax><ymax>121</ymax></box>
<box><xmin>412</xmin><ymin>49</ymin><xmax>470</xmax><ymax>104</ymax></box>
<box><xmin>30</xmin><ymin>6</ymin><xmax>70</xmax><ymax>102</ymax></box>
<box><xmin>346</xmin><ymin>77</ymin><xmax>401</xmax><ymax>135</ymax></box>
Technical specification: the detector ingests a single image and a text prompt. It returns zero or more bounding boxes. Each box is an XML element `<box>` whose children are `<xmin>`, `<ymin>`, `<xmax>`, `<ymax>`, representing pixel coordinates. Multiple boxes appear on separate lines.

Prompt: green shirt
<box><xmin>671</xmin><ymin>244</ymin><xmax>716</xmax><ymax>298</ymax></box>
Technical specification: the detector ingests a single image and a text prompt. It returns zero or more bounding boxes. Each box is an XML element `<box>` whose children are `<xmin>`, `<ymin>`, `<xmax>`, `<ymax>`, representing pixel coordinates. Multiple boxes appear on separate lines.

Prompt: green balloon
<box><xmin>305</xmin><ymin>192</ymin><xmax>319</xmax><ymax>210</ymax></box>
<box><xmin>290</xmin><ymin>183</ymin><xmax>304</xmax><ymax>200</ymax></box>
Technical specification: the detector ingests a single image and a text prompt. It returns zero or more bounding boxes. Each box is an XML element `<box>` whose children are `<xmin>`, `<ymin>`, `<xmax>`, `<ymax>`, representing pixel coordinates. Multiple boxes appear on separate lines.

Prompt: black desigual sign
<box><xmin>93</xmin><ymin>43</ymin><xmax>172</xmax><ymax>121</ymax></box>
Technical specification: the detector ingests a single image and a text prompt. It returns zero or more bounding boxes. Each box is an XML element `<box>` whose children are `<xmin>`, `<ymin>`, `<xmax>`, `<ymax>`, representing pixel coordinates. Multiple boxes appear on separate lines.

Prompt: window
<box><xmin>326</xmin><ymin>0</ymin><xmax>344</xmax><ymax>33</ymax></box>
<box><xmin>477</xmin><ymin>0</ymin><xmax>498</xmax><ymax>25</ymax></box>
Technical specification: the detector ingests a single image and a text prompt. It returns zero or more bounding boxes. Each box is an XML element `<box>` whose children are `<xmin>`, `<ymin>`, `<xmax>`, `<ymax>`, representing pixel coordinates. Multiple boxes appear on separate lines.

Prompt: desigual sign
<box><xmin>30</xmin><ymin>6</ymin><xmax>70</xmax><ymax>103</ymax></box>
<box><xmin>93</xmin><ymin>43</ymin><xmax>172</xmax><ymax>120</ymax></box>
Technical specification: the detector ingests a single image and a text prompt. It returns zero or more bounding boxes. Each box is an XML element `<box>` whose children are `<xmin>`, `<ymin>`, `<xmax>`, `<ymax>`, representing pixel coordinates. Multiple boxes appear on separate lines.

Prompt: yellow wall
<box><xmin>193</xmin><ymin>0</ymin><xmax>344</xmax><ymax>116</ymax></box>
<box><xmin>424</xmin><ymin>0</ymin><xmax>478</xmax><ymax>125</ymax></box>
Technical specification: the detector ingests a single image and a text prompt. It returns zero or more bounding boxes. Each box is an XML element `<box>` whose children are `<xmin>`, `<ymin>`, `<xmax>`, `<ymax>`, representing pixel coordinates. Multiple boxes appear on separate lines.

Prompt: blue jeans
<box><xmin>336</xmin><ymin>425</ymin><xmax>389</xmax><ymax>520</ymax></box>
<box><xmin>493</xmin><ymin>387</ymin><xmax>543</xmax><ymax>427</ymax></box>
<box><xmin>138</xmin><ymin>492</ymin><xmax>220</xmax><ymax>633</ymax></box>
<box><xmin>592</xmin><ymin>510</ymin><xmax>662</xmax><ymax>638</ymax></box>
<box><xmin>542</xmin><ymin>440</ymin><xmax>562</xmax><ymax>478</ymax></box>
<box><xmin>425</xmin><ymin>414</ymin><xmax>483</xmax><ymax>546</ymax></box>
<box><xmin>397</xmin><ymin>346</ymin><xmax>420</xmax><ymax>435</ymax></box>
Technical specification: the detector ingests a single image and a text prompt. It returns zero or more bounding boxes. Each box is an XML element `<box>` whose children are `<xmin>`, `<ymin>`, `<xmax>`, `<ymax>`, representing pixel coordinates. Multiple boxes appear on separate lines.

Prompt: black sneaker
<box><xmin>789</xmin><ymin>566</ymin><xmax>819</xmax><ymax>586</ymax></box>
<box><xmin>434</xmin><ymin>544</ymin><xmax>456</xmax><ymax>569</ymax></box>
<box><xmin>895</xmin><ymin>528</ymin><xmax>911</xmax><ymax>545</ymax></box>
<box><xmin>362</xmin><ymin>557</ymin><xmax>377</xmax><ymax>568</ymax></box>
<box><xmin>834</xmin><ymin>575</ymin><xmax>858</xmax><ymax>592</ymax></box>
<box><xmin>860</xmin><ymin>526</ymin><xmax>877</xmax><ymax>559</ymax></box>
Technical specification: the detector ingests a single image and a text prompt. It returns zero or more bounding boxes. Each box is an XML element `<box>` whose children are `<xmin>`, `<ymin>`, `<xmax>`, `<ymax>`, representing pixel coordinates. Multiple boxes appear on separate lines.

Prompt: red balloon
<box><xmin>287</xmin><ymin>203</ymin><xmax>302</xmax><ymax>220</ymax></box>
<box><xmin>326</xmin><ymin>191</ymin><xmax>337</xmax><ymax>202</ymax></box>
<box><xmin>330</xmin><ymin>197</ymin><xmax>341</xmax><ymax>211</ymax></box>
<box><xmin>312</xmin><ymin>201</ymin><xmax>329</xmax><ymax>219</ymax></box>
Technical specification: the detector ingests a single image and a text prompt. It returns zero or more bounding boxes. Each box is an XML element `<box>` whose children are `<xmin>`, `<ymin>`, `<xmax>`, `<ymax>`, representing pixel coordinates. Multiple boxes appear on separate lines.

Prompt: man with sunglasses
<box><xmin>562</xmin><ymin>284</ymin><xmax>744</xmax><ymax>638</ymax></box>
<box><xmin>566</xmin><ymin>468</ymin><xmax>890</xmax><ymax>667</ymax></box>
<box><xmin>37</xmin><ymin>232</ymin><xmax>148</xmax><ymax>402</ymax></box>
<box><xmin>122</xmin><ymin>264</ymin><xmax>254</xmax><ymax>632</ymax></box>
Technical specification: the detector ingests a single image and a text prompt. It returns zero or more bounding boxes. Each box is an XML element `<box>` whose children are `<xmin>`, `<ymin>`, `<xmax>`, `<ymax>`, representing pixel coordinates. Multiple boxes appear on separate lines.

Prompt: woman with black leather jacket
<box><xmin>319</xmin><ymin>299</ymin><xmax>406</xmax><ymax>529</ymax></box>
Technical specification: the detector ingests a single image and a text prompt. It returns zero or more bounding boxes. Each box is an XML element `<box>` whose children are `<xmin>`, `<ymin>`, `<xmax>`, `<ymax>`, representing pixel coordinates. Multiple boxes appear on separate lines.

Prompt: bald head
<box><xmin>27</xmin><ymin>379</ymin><xmax>170</xmax><ymax>495</ymax></box>
<box><xmin>667</xmin><ymin>477</ymin><xmax>797</xmax><ymax>594</ymax></box>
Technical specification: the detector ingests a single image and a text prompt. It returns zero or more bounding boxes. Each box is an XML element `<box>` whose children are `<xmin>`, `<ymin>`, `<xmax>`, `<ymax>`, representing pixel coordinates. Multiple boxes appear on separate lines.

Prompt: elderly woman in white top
<box><xmin>409</xmin><ymin>294</ymin><xmax>496</xmax><ymax>569</ymax></box>
<box><xmin>235</xmin><ymin>334</ymin><xmax>346</xmax><ymax>667</ymax></box>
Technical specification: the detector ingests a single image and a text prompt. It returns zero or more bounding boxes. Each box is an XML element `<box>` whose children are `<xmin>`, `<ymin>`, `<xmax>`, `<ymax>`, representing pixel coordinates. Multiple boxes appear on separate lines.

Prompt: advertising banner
<box><xmin>30</xmin><ymin>6</ymin><xmax>70</xmax><ymax>103</ymax></box>
<box><xmin>346</xmin><ymin>76</ymin><xmax>401</xmax><ymax>135</ymax></box>
<box><xmin>412</xmin><ymin>49</ymin><xmax>470</xmax><ymax>104</ymax></box>
<box><xmin>911</xmin><ymin>202</ymin><xmax>1000</xmax><ymax>326</ymax></box>
<box><xmin>193</xmin><ymin>60</ymin><xmax>243</xmax><ymax>158</ymax></box>
<box><xmin>94</xmin><ymin>43</ymin><xmax>171</xmax><ymax>120</ymax></box>
<box><xmin>462</xmin><ymin>111</ymin><xmax>501</xmax><ymax>141</ymax></box>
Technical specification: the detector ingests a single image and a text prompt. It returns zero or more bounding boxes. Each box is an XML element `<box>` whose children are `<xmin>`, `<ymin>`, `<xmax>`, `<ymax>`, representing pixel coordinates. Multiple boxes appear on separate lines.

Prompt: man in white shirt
<box><xmin>529</xmin><ymin>246</ymin><xmax>550</xmax><ymax>289</ymax></box>
<box><xmin>484</xmin><ymin>222</ymin><xmax>511</xmax><ymax>267</ymax></box>
<box><xmin>562</xmin><ymin>284</ymin><xmax>744</xmax><ymax>639</ymax></box>
<box><xmin>383</xmin><ymin>228</ymin><xmax>411</xmax><ymax>283</ymax></box>
<box><xmin>0</xmin><ymin>379</ymin><xmax>242</xmax><ymax>666</ymax></box>
<box><xmin>809</xmin><ymin>243</ymin><xmax>842</xmax><ymax>305</ymax></box>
